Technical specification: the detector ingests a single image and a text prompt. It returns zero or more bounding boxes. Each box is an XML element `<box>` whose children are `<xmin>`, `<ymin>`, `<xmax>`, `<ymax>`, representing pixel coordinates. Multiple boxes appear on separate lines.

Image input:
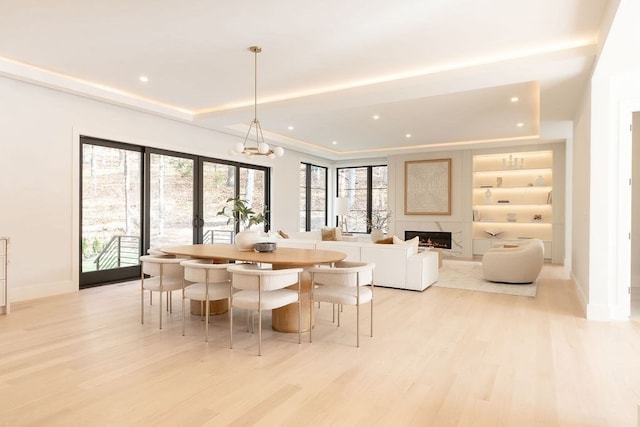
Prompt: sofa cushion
<box><xmin>374</xmin><ymin>237</ymin><xmax>394</xmax><ymax>244</ymax></box>
<box><xmin>316</xmin><ymin>240</ymin><xmax>362</xmax><ymax>261</ymax></box>
<box><xmin>289</xmin><ymin>230</ymin><xmax>322</xmax><ymax>240</ymax></box>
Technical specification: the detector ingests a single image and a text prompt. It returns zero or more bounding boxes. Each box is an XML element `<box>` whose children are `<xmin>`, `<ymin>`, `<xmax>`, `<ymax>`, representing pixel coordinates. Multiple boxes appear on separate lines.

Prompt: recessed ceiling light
<box><xmin>510</xmin><ymin>96</ymin><xmax>519</xmax><ymax>103</ymax></box>
<box><xmin>516</xmin><ymin>122</ymin><xmax>524</xmax><ymax>127</ymax></box>
<box><xmin>332</xmin><ymin>141</ymin><xmax>337</xmax><ymax>145</ymax></box>
<box><xmin>287</xmin><ymin>126</ymin><xmax>294</xmax><ymax>130</ymax></box>
<box><xmin>405</xmin><ymin>133</ymin><xmax>412</xmax><ymax>139</ymax></box>
<box><xmin>139</xmin><ymin>75</ymin><xmax>149</xmax><ymax>83</ymax></box>
<box><xmin>372</xmin><ymin>114</ymin><xmax>380</xmax><ymax>120</ymax></box>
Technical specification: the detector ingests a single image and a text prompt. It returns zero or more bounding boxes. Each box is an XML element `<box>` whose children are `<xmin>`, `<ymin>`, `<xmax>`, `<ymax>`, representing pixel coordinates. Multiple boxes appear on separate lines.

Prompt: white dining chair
<box><xmin>308</xmin><ymin>261</ymin><xmax>375</xmax><ymax>347</ymax></box>
<box><xmin>180</xmin><ymin>259</ymin><xmax>233</xmax><ymax>343</ymax></box>
<box><xmin>227</xmin><ymin>264</ymin><xmax>303</xmax><ymax>356</ymax></box>
<box><xmin>139</xmin><ymin>254</ymin><xmax>185</xmax><ymax>329</ymax></box>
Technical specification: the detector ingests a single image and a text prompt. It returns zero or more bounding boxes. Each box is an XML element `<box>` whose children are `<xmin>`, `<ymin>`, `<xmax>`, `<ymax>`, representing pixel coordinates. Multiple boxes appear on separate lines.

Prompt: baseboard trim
<box><xmin>571</xmin><ymin>270</ymin><xmax>588</xmax><ymax>318</ymax></box>
<box><xmin>10</xmin><ymin>280</ymin><xmax>77</xmax><ymax>304</ymax></box>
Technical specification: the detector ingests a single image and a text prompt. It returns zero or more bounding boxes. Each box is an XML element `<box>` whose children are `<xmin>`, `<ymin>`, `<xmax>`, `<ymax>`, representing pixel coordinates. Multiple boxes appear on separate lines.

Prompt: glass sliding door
<box><xmin>80</xmin><ymin>138</ymin><xmax>142</xmax><ymax>287</ymax></box>
<box><xmin>79</xmin><ymin>139</ymin><xmax>272</xmax><ymax>288</ymax></box>
<box><xmin>239</xmin><ymin>167</ymin><xmax>267</xmax><ymax>224</ymax></box>
<box><xmin>148</xmin><ymin>151</ymin><xmax>195</xmax><ymax>248</ymax></box>
<box><xmin>202</xmin><ymin>161</ymin><xmax>236</xmax><ymax>243</ymax></box>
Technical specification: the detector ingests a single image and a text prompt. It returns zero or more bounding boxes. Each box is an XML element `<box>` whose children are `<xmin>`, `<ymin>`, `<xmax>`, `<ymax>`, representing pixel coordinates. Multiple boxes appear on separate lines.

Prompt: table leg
<box><xmin>272</xmin><ymin>269</ymin><xmax>314</xmax><ymax>333</ymax></box>
<box><xmin>190</xmin><ymin>299</ymin><xmax>228</xmax><ymax>316</ymax></box>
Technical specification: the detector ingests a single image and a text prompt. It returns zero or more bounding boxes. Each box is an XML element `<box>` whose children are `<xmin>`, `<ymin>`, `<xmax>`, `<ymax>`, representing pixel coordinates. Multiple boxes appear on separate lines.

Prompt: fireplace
<box><xmin>405</xmin><ymin>230</ymin><xmax>452</xmax><ymax>249</ymax></box>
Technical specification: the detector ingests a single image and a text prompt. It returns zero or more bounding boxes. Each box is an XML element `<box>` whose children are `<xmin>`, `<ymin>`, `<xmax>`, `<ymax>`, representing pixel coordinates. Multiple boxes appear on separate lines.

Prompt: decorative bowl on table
<box><xmin>254</xmin><ymin>242</ymin><xmax>277</xmax><ymax>252</ymax></box>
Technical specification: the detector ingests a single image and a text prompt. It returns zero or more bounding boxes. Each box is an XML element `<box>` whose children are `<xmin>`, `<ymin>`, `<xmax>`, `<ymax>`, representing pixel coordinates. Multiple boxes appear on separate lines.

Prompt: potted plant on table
<box><xmin>368</xmin><ymin>210</ymin><xmax>392</xmax><ymax>242</ymax></box>
<box><xmin>216</xmin><ymin>196</ymin><xmax>268</xmax><ymax>251</ymax></box>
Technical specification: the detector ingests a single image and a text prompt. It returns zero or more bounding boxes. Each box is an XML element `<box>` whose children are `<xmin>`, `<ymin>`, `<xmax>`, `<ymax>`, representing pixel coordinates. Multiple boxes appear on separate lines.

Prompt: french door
<box><xmin>80</xmin><ymin>137</ymin><xmax>270</xmax><ymax>288</ymax></box>
<box><xmin>80</xmin><ymin>138</ymin><xmax>143</xmax><ymax>286</ymax></box>
<box><xmin>147</xmin><ymin>150</ymin><xmax>196</xmax><ymax>249</ymax></box>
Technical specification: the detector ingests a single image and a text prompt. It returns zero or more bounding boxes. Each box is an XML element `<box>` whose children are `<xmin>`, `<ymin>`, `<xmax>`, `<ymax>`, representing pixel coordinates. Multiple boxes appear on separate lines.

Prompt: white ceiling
<box><xmin>0</xmin><ymin>0</ymin><xmax>609</xmax><ymax>159</ymax></box>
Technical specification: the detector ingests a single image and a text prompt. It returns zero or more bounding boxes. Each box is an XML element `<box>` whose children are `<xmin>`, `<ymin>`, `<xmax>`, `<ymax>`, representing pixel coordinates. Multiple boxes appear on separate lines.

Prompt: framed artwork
<box><xmin>404</xmin><ymin>158</ymin><xmax>451</xmax><ymax>215</ymax></box>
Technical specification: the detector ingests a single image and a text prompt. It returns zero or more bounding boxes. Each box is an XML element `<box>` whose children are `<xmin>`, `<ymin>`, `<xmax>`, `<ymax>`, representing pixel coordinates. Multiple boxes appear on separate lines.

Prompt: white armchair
<box><xmin>482</xmin><ymin>239</ymin><xmax>544</xmax><ymax>284</ymax></box>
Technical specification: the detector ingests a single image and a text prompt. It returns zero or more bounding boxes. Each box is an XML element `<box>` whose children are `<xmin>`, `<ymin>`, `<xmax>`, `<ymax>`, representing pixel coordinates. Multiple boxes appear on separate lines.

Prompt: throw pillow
<box><xmin>374</xmin><ymin>237</ymin><xmax>394</xmax><ymax>244</ymax></box>
<box><xmin>335</xmin><ymin>227</ymin><xmax>342</xmax><ymax>241</ymax></box>
<box><xmin>392</xmin><ymin>235</ymin><xmax>420</xmax><ymax>253</ymax></box>
<box><xmin>277</xmin><ymin>230</ymin><xmax>289</xmax><ymax>239</ymax></box>
<box><xmin>321</xmin><ymin>227</ymin><xmax>338</xmax><ymax>241</ymax></box>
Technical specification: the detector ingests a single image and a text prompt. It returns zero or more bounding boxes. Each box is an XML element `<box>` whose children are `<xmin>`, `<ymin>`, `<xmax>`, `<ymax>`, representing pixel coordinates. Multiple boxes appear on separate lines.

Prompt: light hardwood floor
<box><xmin>1</xmin><ymin>263</ymin><xmax>639</xmax><ymax>427</ymax></box>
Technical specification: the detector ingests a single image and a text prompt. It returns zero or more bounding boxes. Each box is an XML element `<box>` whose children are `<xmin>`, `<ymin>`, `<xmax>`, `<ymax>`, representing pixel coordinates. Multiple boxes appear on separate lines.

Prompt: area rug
<box><xmin>433</xmin><ymin>259</ymin><xmax>537</xmax><ymax>297</ymax></box>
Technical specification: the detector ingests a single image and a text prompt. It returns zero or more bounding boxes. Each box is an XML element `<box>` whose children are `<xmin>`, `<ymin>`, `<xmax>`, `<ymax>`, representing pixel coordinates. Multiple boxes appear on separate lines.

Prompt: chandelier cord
<box><xmin>231</xmin><ymin>46</ymin><xmax>284</xmax><ymax>158</ymax></box>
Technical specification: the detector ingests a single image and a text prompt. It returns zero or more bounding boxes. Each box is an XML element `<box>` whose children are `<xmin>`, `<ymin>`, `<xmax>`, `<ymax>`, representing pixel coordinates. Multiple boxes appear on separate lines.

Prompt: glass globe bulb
<box><xmin>234</xmin><ymin>142</ymin><xmax>245</xmax><ymax>154</ymax></box>
<box><xmin>258</xmin><ymin>142</ymin><xmax>269</xmax><ymax>154</ymax></box>
<box><xmin>274</xmin><ymin>146</ymin><xmax>285</xmax><ymax>157</ymax></box>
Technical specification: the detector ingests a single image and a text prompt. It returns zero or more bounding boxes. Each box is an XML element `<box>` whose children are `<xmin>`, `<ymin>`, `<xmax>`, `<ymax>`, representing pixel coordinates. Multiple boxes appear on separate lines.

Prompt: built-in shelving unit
<box><xmin>472</xmin><ymin>151</ymin><xmax>553</xmax><ymax>259</ymax></box>
<box><xmin>1</xmin><ymin>237</ymin><xmax>8</xmax><ymax>314</ymax></box>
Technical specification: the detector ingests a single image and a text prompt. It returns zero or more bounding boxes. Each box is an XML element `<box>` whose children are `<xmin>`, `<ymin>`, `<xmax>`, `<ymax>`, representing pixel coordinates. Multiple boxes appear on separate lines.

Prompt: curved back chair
<box><xmin>227</xmin><ymin>264</ymin><xmax>303</xmax><ymax>356</ymax></box>
<box><xmin>180</xmin><ymin>259</ymin><xmax>233</xmax><ymax>343</ymax></box>
<box><xmin>482</xmin><ymin>238</ymin><xmax>544</xmax><ymax>284</ymax></box>
<box><xmin>145</xmin><ymin>249</ymin><xmax>189</xmax><ymax>304</ymax></box>
<box><xmin>309</xmin><ymin>261</ymin><xmax>375</xmax><ymax>347</ymax></box>
<box><xmin>139</xmin><ymin>254</ymin><xmax>185</xmax><ymax>329</ymax></box>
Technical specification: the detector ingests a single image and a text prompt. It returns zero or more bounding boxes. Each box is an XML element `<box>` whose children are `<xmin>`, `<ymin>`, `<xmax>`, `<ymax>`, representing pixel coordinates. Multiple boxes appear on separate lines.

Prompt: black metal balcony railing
<box><xmin>94</xmin><ymin>230</ymin><xmax>234</xmax><ymax>271</ymax></box>
<box><xmin>203</xmin><ymin>229</ymin><xmax>234</xmax><ymax>244</ymax></box>
<box><xmin>94</xmin><ymin>235</ymin><xmax>140</xmax><ymax>270</ymax></box>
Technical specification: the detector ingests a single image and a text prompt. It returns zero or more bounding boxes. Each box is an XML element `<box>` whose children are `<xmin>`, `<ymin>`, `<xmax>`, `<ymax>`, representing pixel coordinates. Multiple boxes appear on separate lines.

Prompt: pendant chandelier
<box><xmin>231</xmin><ymin>46</ymin><xmax>285</xmax><ymax>159</ymax></box>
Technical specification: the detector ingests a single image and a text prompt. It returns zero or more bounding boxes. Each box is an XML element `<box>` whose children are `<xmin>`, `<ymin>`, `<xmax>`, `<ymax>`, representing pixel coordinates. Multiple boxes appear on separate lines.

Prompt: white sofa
<box><xmin>272</xmin><ymin>231</ymin><xmax>439</xmax><ymax>291</ymax></box>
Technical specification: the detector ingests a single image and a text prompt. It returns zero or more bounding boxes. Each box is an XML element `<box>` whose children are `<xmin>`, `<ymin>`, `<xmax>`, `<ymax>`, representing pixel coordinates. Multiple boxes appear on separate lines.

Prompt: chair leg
<box><xmin>229</xmin><ymin>299</ymin><xmax>233</xmax><ymax>350</ymax></box>
<box><xmin>246</xmin><ymin>311</ymin><xmax>253</xmax><ymax>333</ymax></box>
<box><xmin>298</xmin><ymin>298</ymin><xmax>301</xmax><ymax>345</ymax></box>
<box><xmin>309</xmin><ymin>297</ymin><xmax>313</xmax><ymax>343</ymax></box>
<box><xmin>205</xmin><ymin>298</ymin><xmax>210</xmax><ymax>342</ymax></box>
<box><xmin>159</xmin><ymin>291</ymin><xmax>163</xmax><ymax>330</ymax></box>
<box><xmin>356</xmin><ymin>301</ymin><xmax>360</xmax><ymax>348</ymax></box>
<box><xmin>370</xmin><ymin>298</ymin><xmax>373</xmax><ymax>338</ymax></box>
<box><xmin>181</xmin><ymin>293</ymin><xmax>186</xmax><ymax>336</ymax></box>
<box><xmin>258</xmin><ymin>308</ymin><xmax>262</xmax><ymax>356</ymax></box>
<box><xmin>228</xmin><ymin>297</ymin><xmax>233</xmax><ymax>349</ymax></box>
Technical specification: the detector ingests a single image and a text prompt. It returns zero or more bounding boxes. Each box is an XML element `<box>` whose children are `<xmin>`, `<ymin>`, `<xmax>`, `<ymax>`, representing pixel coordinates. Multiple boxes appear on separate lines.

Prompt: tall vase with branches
<box><xmin>217</xmin><ymin>197</ymin><xmax>268</xmax><ymax>250</ymax></box>
<box><xmin>368</xmin><ymin>210</ymin><xmax>392</xmax><ymax>242</ymax></box>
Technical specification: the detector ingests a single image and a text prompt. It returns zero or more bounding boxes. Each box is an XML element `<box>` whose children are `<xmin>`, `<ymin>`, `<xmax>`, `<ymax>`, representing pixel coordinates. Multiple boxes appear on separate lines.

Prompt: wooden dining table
<box><xmin>161</xmin><ymin>244</ymin><xmax>346</xmax><ymax>332</ymax></box>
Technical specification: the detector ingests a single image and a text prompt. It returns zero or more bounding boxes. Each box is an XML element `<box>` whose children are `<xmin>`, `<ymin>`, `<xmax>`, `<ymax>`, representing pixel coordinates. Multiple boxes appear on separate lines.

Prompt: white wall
<box><xmin>571</xmin><ymin>86</ymin><xmax>592</xmax><ymax>309</ymax></box>
<box><xmin>582</xmin><ymin>0</ymin><xmax>640</xmax><ymax>319</ymax></box>
<box><xmin>269</xmin><ymin>151</ymin><xmax>335</xmax><ymax>233</ymax></box>
<box><xmin>0</xmin><ymin>76</ymin><xmax>309</xmax><ymax>302</ymax></box>
<box><xmin>632</xmin><ymin>112</ymin><xmax>640</xmax><ymax>292</ymax></box>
